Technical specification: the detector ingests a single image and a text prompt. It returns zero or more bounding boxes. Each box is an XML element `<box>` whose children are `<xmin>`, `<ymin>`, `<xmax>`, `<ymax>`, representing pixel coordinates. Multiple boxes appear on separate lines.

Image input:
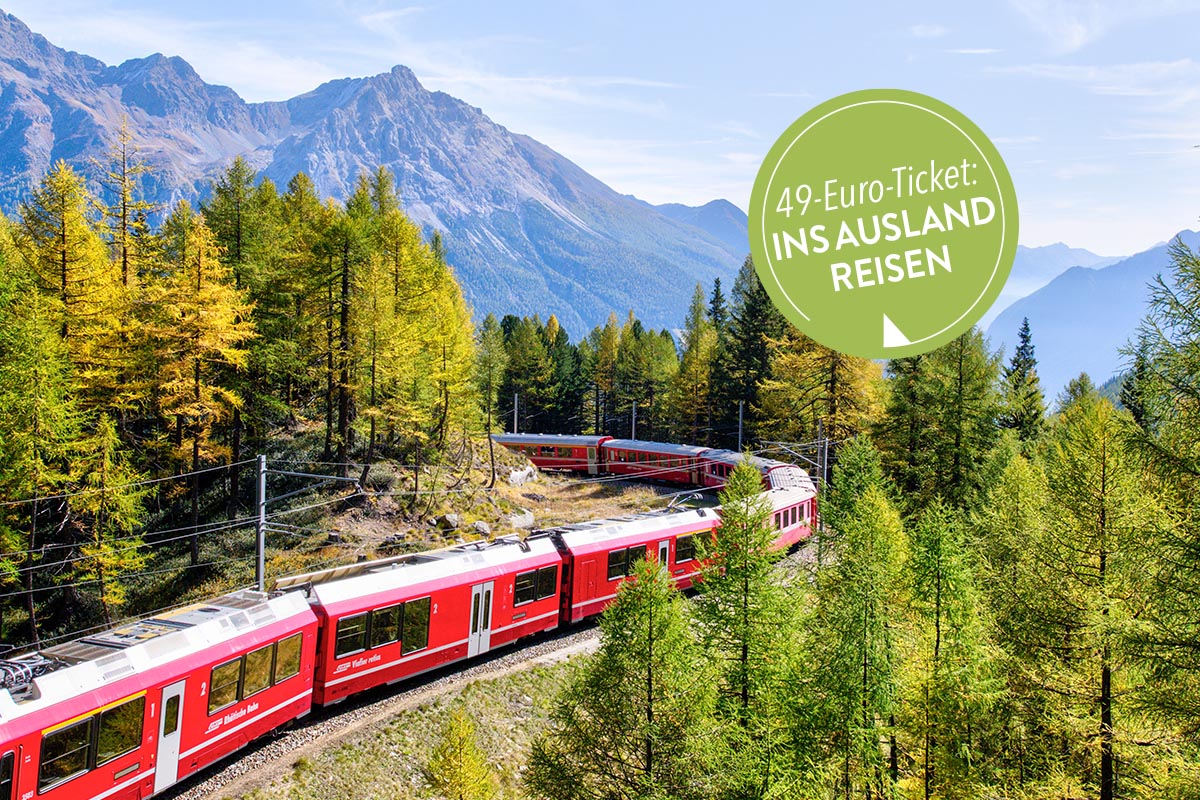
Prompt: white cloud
<box><xmin>947</xmin><ymin>48</ymin><xmax>1003</xmax><ymax>55</ymax></box>
<box><xmin>1004</xmin><ymin>60</ymin><xmax>1200</xmax><ymax>110</ymax></box>
<box><xmin>1008</xmin><ymin>0</ymin><xmax>1200</xmax><ymax>53</ymax></box>
<box><xmin>909</xmin><ymin>23</ymin><xmax>949</xmax><ymax>38</ymax></box>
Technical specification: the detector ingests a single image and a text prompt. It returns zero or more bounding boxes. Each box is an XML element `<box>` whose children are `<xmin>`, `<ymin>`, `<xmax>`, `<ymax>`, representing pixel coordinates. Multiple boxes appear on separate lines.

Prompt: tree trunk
<box><xmin>25</xmin><ymin>498</ymin><xmax>40</xmax><ymax>646</ymax></box>
<box><xmin>486</xmin><ymin>398</ymin><xmax>497</xmax><ymax>490</ymax></box>
<box><xmin>336</xmin><ymin>242</ymin><xmax>351</xmax><ymax>477</ymax></box>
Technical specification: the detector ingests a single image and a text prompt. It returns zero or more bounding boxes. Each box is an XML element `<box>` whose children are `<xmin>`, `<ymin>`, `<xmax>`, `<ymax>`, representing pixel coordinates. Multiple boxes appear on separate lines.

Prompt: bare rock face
<box><xmin>0</xmin><ymin>12</ymin><xmax>743</xmax><ymax>336</ymax></box>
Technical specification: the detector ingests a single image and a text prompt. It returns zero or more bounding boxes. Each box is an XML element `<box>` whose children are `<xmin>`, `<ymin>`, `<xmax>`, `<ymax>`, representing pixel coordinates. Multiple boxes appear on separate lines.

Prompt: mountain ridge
<box><xmin>0</xmin><ymin>10</ymin><xmax>742</xmax><ymax>335</ymax></box>
<box><xmin>987</xmin><ymin>230</ymin><xmax>1200</xmax><ymax>398</ymax></box>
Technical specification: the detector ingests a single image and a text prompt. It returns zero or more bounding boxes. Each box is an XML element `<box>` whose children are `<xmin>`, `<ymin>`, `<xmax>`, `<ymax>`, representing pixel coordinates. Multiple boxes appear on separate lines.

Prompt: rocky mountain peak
<box><xmin>0</xmin><ymin>10</ymin><xmax>745</xmax><ymax>335</ymax></box>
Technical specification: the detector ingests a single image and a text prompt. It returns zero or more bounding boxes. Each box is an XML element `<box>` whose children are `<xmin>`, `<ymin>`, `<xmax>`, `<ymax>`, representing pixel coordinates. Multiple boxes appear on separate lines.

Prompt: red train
<box><xmin>0</xmin><ymin>446</ymin><xmax>817</xmax><ymax>800</ymax></box>
<box><xmin>490</xmin><ymin>434</ymin><xmax>815</xmax><ymax>491</ymax></box>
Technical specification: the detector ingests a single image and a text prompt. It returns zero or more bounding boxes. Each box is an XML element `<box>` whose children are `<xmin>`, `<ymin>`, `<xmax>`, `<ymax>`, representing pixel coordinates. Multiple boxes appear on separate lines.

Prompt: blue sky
<box><xmin>6</xmin><ymin>0</ymin><xmax>1200</xmax><ymax>256</ymax></box>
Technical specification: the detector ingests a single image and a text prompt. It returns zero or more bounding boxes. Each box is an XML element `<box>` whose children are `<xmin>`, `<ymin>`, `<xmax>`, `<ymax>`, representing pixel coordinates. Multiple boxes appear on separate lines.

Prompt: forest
<box><xmin>2</xmin><ymin>129</ymin><xmax>1200</xmax><ymax>798</ymax></box>
<box><xmin>514</xmin><ymin>242</ymin><xmax>1200</xmax><ymax>798</ymax></box>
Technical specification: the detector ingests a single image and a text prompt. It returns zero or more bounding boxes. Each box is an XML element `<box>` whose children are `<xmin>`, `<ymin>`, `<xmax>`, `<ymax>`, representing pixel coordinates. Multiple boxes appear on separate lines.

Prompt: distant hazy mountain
<box><xmin>0</xmin><ymin>10</ymin><xmax>742</xmax><ymax>335</ymax></box>
<box><xmin>981</xmin><ymin>243</ymin><xmax>1119</xmax><ymax>328</ymax></box>
<box><xmin>653</xmin><ymin>200</ymin><xmax>749</xmax><ymax>259</ymax></box>
<box><xmin>987</xmin><ymin>231</ymin><xmax>1200</xmax><ymax>398</ymax></box>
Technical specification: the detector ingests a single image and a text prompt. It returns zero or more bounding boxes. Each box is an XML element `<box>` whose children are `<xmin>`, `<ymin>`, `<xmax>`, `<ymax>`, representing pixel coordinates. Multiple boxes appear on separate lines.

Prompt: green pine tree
<box><xmin>424</xmin><ymin>705</ymin><xmax>499</xmax><ymax>800</ymax></box>
<box><xmin>695</xmin><ymin>456</ymin><xmax>800</xmax><ymax>796</ymax></box>
<box><xmin>997</xmin><ymin>317</ymin><xmax>1045</xmax><ymax>442</ymax></box>
<box><xmin>526</xmin><ymin>558</ymin><xmax>725</xmax><ymax>800</ymax></box>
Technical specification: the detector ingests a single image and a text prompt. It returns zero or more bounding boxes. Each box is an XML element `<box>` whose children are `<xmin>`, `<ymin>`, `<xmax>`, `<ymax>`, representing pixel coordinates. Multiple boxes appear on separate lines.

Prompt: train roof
<box><xmin>491</xmin><ymin>434</ymin><xmax>609</xmax><ymax>447</ymax></box>
<box><xmin>602</xmin><ymin>439</ymin><xmax>710</xmax><ymax>457</ymax></box>
<box><xmin>280</xmin><ymin>534</ymin><xmax>563</xmax><ymax>612</ymax></box>
<box><xmin>0</xmin><ymin>590</ymin><xmax>311</xmax><ymax>722</ymax></box>
<box><xmin>765</xmin><ymin>484</ymin><xmax>818</xmax><ymax>507</ymax></box>
<box><xmin>546</xmin><ymin>506</ymin><xmax>716</xmax><ymax>555</ymax></box>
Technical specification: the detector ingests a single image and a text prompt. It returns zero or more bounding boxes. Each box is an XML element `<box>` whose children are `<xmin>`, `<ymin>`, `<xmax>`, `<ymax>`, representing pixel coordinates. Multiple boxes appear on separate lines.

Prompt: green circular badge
<box><xmin>749</xmin><ymin>89</ymin><xmax>1017</xmax><ymax>359</ymax></box>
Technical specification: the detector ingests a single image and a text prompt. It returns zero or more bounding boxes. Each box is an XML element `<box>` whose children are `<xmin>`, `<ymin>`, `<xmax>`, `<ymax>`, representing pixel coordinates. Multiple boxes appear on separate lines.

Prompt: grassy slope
<box><xmin>236</xmin><ymin>661</ymin><xmax>575</xmax><ymax>800</ymax></box>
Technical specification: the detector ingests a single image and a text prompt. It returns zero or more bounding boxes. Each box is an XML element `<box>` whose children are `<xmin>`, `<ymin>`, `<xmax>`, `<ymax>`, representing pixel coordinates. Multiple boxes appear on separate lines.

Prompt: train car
<box><xmin>551</xmin><ymin>507</ymin><xmax>720</xmax><ymax>623</ymax></box>
<box><xmin>277</xmin><ymin>535</ymin><xmax>564</xmax><ymax>706</ymax></box>
<box><xmin>490</xmin><ymin>434</ymin><xmax>611</xmax><ymax>475</ymax></box>
<box><xmin>762</xmin><ymin>485</ymin><xmax>819</xmax><ymax>551</ymax></box>
<box><xmin>698</xmin><ymin>449</ymin><xmax>817</xmax><ymax>492</ymax></box>
<box><xmin>600</xmin><ymin>439</ymin><xmax>711</xmax><ymax>484</ymax></box>
<box><xmin>0</xmin><ymin>591</ymin><xmax>317</xmax><ymax>800</ymax></box>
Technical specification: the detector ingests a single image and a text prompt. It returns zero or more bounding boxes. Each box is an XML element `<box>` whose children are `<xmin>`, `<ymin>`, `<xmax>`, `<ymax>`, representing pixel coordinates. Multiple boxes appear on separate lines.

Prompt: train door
<box><xmin>468</xmin><ymin>581</ymin><xmax>494</xmax><ymax>657</ymax></box>
<box><xmin>154</xmin><ymin>679</ymin><xmax>186</xmax><ymax>793</ymax></box>
<box><xmin>657</xmin><ymin>540</ymin><xmax>670</xmax><ymax>565</ymax></box>
<box><xmin>0</xmin><ymin>750</ymin><xmax>14</xmax><ymax>800</ymax></box>
<box><xmin>587</xmin><ymin>447</ymin><xmax>598</xmax><ymax>475</ymax></box>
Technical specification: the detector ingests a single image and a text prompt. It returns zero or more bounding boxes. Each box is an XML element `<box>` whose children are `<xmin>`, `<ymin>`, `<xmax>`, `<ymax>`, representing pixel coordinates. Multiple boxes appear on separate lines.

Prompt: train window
<box><xmin>243</xmin><ymin>645</ymin><xmax>274</xmax><ymax>698</ymax></box>
<box><xmin>557</xmin><ymin>447</ymin><xmax>572</xmax><ymax>457</ymax></box>
<box><xmin>791</xmin><ymin>506</ymin><xmax>798</xmax><ymax>526</ymax></box>
<box><xmin>96</xmin><ymin>695</ymin><xmax>145</xmax><ymax>766</ymax></box>
<box><xmin>607</xmin><ymin>548</ymin><xmax>627</xmax><ymax>580</ymax></box>
<box><xmin>1</xmin><ymin>752</ymin><xmax>13</xmax><ymax>800</ymax></box>
<box><xmin>163</xmin><ymin>695</ymin><xmax>180</xmax><ymax>737</ymax></box>
<box><xmin>371</xmin><ymin>605</ymin><xmax>401</xmax><ymax>647</ymax></box>
<box><xmin>274</xmin><ymin>633</ymin><xmax>303</xmax><ymax>683</ymax></box>
<box><xmin>537</xmin><ymin>565</ymin><xmax>558</xmax><ymax>600</ymax></box>
<box><xmin>209</xmin><ymin>658</ymin><xmax>242</xmax><ymax>714</ymax></box>
<box><xmin>676</xmin><ymin>535</ymin><xmax>696</xmax><ymax>563</ymax></box>
<box><xmin>39</xmin><ymin>718</ymin><xmax>92</xmax><ymax>791</ymax></box>
<box><xmin>402</xmin><ymin>597</ymin><xmax>431</xmax><ymax>654</ymax></box>
<box><xmin>627</xmin><ymin>545</ymin><xmax>647</xmax><ymax>572</ymax></box>
<box><xmin>802</xmin><ymin>504</ymin><xmax>810</xmax><ymax>522</ymax></box>
<box><xmin>514</xmin><ymin>570</ymin><xmax>538</xmax><ymax>605</ymax></box>
<box><xmin>335</xmin><ymin>613</ymin><xmax>368</xmax><ymax>658</ymax></box>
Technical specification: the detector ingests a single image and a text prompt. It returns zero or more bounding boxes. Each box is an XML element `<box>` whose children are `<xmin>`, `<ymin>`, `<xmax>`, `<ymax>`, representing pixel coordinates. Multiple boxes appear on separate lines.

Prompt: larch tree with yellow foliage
<box><xmin>148</xmin><ymin>201</ymin><xmax>254</xmax><ymax>563</ymax></box>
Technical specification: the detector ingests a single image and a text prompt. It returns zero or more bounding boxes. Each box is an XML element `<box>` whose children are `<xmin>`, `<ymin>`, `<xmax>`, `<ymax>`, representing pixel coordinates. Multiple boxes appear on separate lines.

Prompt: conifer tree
<box><xmin>0</xmin><ymin>265</ymin><xmax>78</xmax><ymax>644</ymax></box>
<box><xmin>878</xmin><ymin>330</ymin><xmax>998</xmax><ymax>510</ymax></box>
<box><xmin>793</xmin><ymin>484</ymin><xmax>907</xmax><ymax>799</ymax></box>
<box><xmin>16</xmin><ymin>161</ymin><xmax>124</xmax><ymax>411</ymax></box>
<box><xmin>149</xmin><ymin>201</ymin><xmax>254</xmax><ymax>562</ymax></box>
<box><xmin>1038</xmin><ymin>391</ymin><xmax>1150</xmax><ymax>800</ymax></box>
<box><xmin>1123</xmin><ymin>237</ymin><xmax>1200</xmax><ymax>735</ymax></box>
<box><xmin>475</xmin><ymin>314</ymin><xmax>508</xmax><ymax>487</ymax></box>
<box><xmin>96</xmin><ymin>115</ymin><xmax>154</xmax><ymax>288</ymax></box>
<box><xmin>668</xmin><ymin>284</ymin><xmax>716</xmax><ymax>443</ymax></box>
<box><xmin>501</xmin><ymin>317</ymin><xmax>553</xmax><ymax>433</ymax></box>
<box><xmin>425</xmin><ymin>706</ymin><xmax>499</xmax><ymax>800</ymax></box>
<box><xmin>70</xmin><ymin>414</ymin><xmax>148</xmax><ymax>623</ymax></box>
<box><xmin>714</xmin><ymin>257</ymin><xmax>787</xmax><ymax>448</ymax></box>
<box><xmin>542</xmin><ymin>314</ymin><xmax>584</xmax><ymax>434</ymax></box>
<box><xmin>526</xmin><ymin>559</ymin><xmax>724</xmax><ymax>800</ymax></box>
<box><xmin>998</xmin><ymin>317</ymin><xmax>1045</xmax><ymax>442</ymax></box>
<box><xmin>707</xmin><ymin>277</ymin><xmax>731</xmax><ymax>447</ymax></box>
<box><xmin>756</xmin><ymin>328</ymin><xmax>882</xmax><ymax>484</ymax></box>
<box><xmin>695</xmin><ymin>457</ymin><xmax>799</xmax><ymax>795</ymax></box>
<box><xmin>905</xmin><ymin>501</ymin><xmax>997</xmax><ymax>798</ymax></box>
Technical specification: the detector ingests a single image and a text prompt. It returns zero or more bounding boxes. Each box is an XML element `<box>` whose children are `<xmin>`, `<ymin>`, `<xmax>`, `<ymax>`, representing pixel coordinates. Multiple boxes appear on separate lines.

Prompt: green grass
<box><xmin>233</xmin><ymin>661</ymin><xmax>575</xmax><ymax>800</ymax></box>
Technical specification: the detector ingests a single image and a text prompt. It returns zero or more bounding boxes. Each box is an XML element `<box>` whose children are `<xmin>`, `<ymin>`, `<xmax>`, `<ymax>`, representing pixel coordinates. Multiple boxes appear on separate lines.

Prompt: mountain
<box><xmin>987</xmin><ymin>231</ymin><xmax>1200</xmax><ymax>398</ymax></box>
<box><xmin>653</xmin><ymin>200</ymin><xmax>749</xmax><ymax>258</ymax></box>
<box><xmin>980</xmin><ymin>242</ymin><xmax>1118</xmax><ymax>327</ymax></box>
<box><xmin>0</xmin><ymin>10</ymin><xmax>742</xmax><ymax>336</ymax></box>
